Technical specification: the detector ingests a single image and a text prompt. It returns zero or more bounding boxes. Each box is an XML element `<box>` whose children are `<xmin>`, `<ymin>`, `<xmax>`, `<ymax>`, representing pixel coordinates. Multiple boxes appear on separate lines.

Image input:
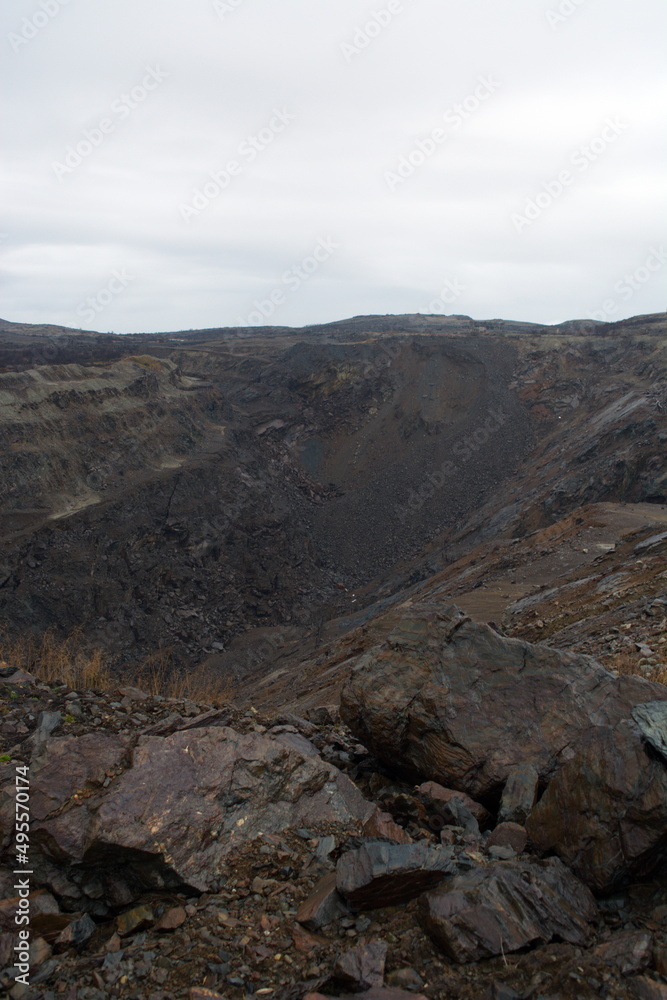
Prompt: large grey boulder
<box><xmin>340</xmin><ymin>604</ymin><xmax>667</xmax><ymax>799</ymax></box>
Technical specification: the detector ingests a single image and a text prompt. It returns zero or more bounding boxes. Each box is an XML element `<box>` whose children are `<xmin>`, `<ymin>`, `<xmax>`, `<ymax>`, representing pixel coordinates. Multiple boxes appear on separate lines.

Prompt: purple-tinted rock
<box><xmin>419</xmin><ymin>857</ymin><xmax>597</xmax><ymax>963</ymax></box>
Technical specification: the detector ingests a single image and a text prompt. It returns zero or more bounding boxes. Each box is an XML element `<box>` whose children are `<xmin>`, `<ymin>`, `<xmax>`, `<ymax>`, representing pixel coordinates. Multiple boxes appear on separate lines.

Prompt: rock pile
<box><xmin>2</xmin><ymin>606</ymin><xmax>667</xmax><ymax>999</ymax></box>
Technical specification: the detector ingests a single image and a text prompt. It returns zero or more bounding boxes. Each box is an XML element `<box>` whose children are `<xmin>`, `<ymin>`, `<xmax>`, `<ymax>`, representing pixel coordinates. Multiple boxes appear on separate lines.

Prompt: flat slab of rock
<box><xmin>419</xmin><ymin>856</ymin><xmax>597</xmax><ymax>963</ymax></box>
<box><xmin>526</xmin><ymin>722</ymin><xmax>667</xmax><ymax>892</ymax></box>
<box><xmin>336</xmin><ymin>841</ymin><xmax>455</xmax><ymax>910</ymax></box>
<box><xmin>340</xmin><ymin>605</ymin><xmax>667</xmax><ymax>798</ymax></box>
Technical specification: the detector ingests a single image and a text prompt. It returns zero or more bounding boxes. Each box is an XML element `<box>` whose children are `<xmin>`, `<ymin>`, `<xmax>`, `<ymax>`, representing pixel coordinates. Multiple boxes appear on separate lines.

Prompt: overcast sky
<box><xmin>1</xmin><ymin>0</ymin><xmax>665</xmax><ymax>333</ymax></box>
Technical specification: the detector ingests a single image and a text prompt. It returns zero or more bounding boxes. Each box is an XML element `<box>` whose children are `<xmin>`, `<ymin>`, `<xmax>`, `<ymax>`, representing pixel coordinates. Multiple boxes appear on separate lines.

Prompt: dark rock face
<box><xmin>526</xmin><ymin>722</ymin><xmax>667</xmax><ymax>893</ymax></box>
<box><xmin>340</xmin><ymin>606</ymin><xmax>667</xmax><ymax>799</ymax></box>
<box><xmin>418</xmin><ymin>857</ymin><xmax>597</xmax><ymax>963</ymax></box>
<box><xmin>336</xmin><ymin>842</ymin><xmax>455</xmax><ymax>910</ymax></box>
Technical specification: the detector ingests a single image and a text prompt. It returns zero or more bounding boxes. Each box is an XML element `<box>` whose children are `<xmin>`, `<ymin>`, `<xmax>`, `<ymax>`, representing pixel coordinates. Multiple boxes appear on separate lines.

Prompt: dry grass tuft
<box><xmin>0</xmin><ymin>627</ymin><xmax>113</xmax><ymax>690</ymax></box>
<box><xmin>602</xmin><ymin>648</ymin><xmax>667</xmax><ymax>686</ymax></box>
<box><xmin>134</xmin><ymin>647</ymin><xmax>234</xmax><ymax>706</ymax></box>
<box><xmin>0</xmin><ymin>628</ymin><xmax>234</xmax><ymax>705</ymax></box>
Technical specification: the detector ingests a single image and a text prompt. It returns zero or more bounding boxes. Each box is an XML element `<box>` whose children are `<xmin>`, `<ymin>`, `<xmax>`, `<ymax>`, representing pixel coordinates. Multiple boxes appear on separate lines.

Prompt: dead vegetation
<box><xmin>0</xmin><ymin>627</ymin><xmax>113</xmax><ymax>690</ymax></box>
<box><xmin>602</xmin><ymin>647</ymin><xmax>667</xmax><ymax>686</ymax></box>
<box><xmin>0</xmin><ymin>628</ymin><xmax>234</xmax><ymax>705</ymax></box>
<box><xmin>132</xmin><ymin>646</ymin><xmax>234</xmax><ymax>705</ymax></box>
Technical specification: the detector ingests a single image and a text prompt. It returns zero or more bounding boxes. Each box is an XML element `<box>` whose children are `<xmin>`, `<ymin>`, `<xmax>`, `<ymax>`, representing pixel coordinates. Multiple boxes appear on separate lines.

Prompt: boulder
<box><xmin>0</xmin><ymin>733</ymin><xmax>131</xmax><ymax>856</ymax></box>
<box><xmin>336</xmin><ymin>841</ymin><xmax>455</xmax><ymax>910</ymax></box>
<box><xmin>526</xmin><ymin>722</ymin><xmax>667</xmax><ymax>892</ymax></box>
<box><xmin>340</xmin><ymin>605</ymin><xmax>667</xmax><ymax>799</ymax></box>
<box><xmin>6</xmin><ymin>726</ymin><xmax>373</xmax><ymax>898</ymax></box>
<box><xmin>419</xmin><ymin>857</ymin><xmax>597</xmax><ymax>963</ymax></box>
<box><xmin>88</xmin><ymin>727</ymin><xmax>373</xmax><ymax>891</ymax></box>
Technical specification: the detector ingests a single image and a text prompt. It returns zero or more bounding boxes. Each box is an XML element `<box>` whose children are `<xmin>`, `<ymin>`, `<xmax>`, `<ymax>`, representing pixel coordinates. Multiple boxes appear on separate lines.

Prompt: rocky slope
<box><xmin>1</xmin><ymin>618</ymin><xmax>667</xmax><ymax>1000</ymax></box>
<box><xmin>1</xmin><ymin>310</ymin><xmax>667</xmax><ymax>1000</ymax></box>
<box><xmin>0</xmin><ymin>312</ymin><xmax>665</xmax><ymax>678</ymax></box>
